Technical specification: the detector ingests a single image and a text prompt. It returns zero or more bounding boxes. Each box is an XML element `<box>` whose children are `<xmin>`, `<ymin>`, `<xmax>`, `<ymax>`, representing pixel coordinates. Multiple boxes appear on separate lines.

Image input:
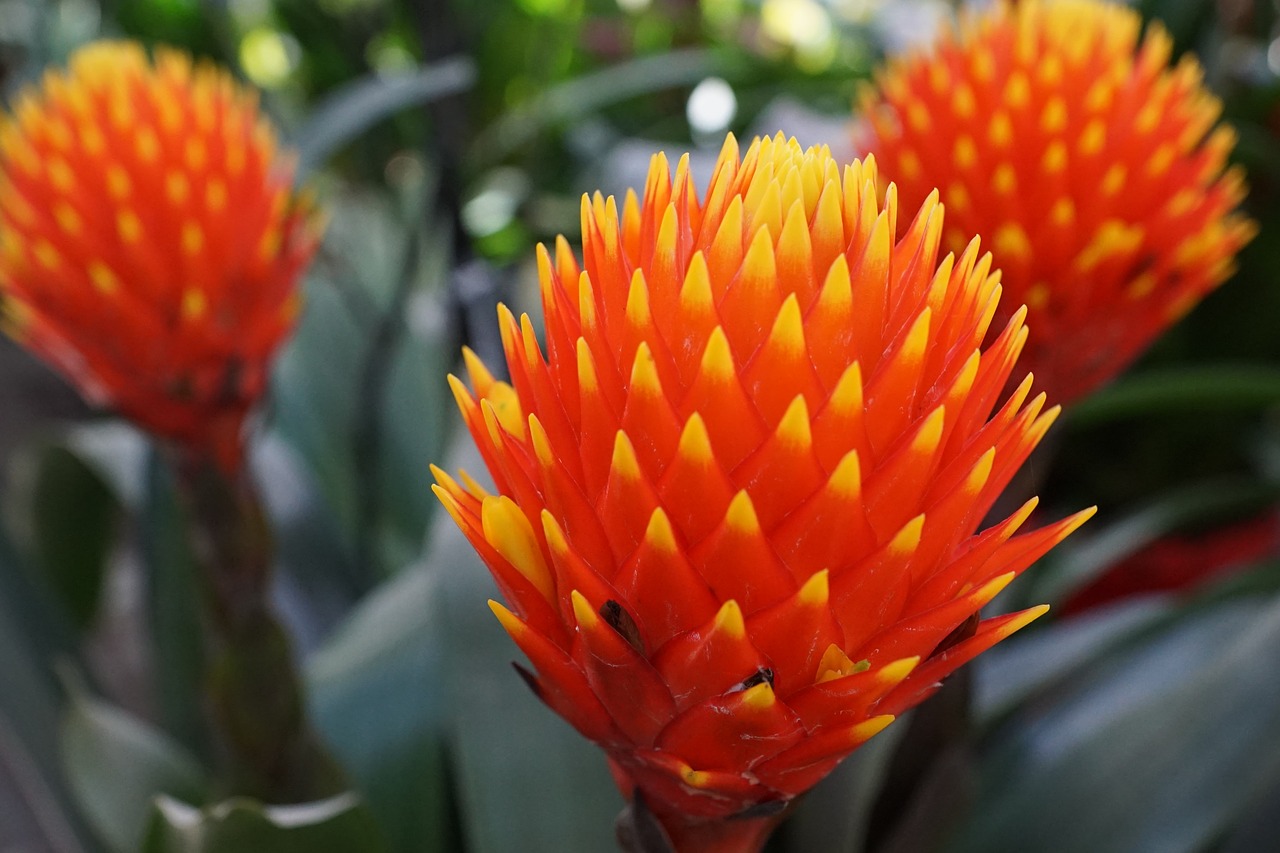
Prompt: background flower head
<box><xmin>857</xmin><ymin>0</ymin><xmax>1256</xmax><ymax>404</ymax></box>
<box><xmin>0</xmin><ymin>41</ymin><xmax>319</xmax><ymax>470</ymax></box>
<box><xmin>435</xmin><ymin>134</ymin><xmax>1092</xmax><ymax>836</ymax></box>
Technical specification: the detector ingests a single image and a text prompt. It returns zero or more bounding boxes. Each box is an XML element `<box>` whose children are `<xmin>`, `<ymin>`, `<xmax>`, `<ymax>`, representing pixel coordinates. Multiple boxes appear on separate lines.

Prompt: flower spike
<box><xmin>435</xmin><ymin>134</ymin><xmax>1090</xmax><ymax>848</ymax></box>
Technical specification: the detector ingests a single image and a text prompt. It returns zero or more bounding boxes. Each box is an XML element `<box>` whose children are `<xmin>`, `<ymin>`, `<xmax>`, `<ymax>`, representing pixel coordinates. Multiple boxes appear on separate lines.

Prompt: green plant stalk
<box><xmin>169</xmin><ymin>446</ymin><xmax>345</xmax><ymax>803</ymax></box>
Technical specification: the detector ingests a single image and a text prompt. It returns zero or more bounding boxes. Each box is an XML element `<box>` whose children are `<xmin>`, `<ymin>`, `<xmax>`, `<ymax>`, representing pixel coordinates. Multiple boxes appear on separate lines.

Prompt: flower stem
<box><xmin>170</xmin><ymin>446</ymin><xmax>345</xmax><ymax>803</ymax></box>
<box><xmin>616</xmin><ymin>793</ymin><xmax>786</xmax><ymax>853</ymax></box>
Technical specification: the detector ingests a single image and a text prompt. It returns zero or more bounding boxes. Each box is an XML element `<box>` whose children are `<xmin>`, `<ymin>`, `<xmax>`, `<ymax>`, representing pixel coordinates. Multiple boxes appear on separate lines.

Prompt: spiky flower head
<box><xmin>858</xmin><ymin>0</ymin><xmax>1255</xmax><ymax>404</ymax></box>
<box><xmin>0</xmin><ymin>41</ymin><xmax>319</xmax><ymax>470</ymax></box>
<box><xmin>434</xmin><ymin>135</ymin><xmax>1092</xmax><ymax>847</ymax></box>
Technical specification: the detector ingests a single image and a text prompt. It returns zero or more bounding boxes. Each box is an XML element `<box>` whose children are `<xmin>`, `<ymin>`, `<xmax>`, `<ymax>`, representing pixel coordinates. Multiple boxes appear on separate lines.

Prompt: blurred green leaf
<box><xmin>61</xmin><ymin>688</ymin><xmax>208</xmax><ymax>853</ymax></box>
<box><xmin>307</xmin><ymin>564</ymin><xmax>454</xmax><ymax>853</ymax></box>
<box><xmin>26</xmin><ymin>444</ymin><xmax>119</xmax><ymax>628</ymax></box>
<box><xmin>0</xmin><ymin>529</ymin><xmax>95</xmax><ymax>852</ymax></box>
<box><xmin>949</xmin><ymin>594</ymin><xmax>1280</xmax><ymax>853</ymax></box>
<box><xmin>1063</xmin><ymin>365</ymin><xmax>1280</xmax><ymax>429</ymax></box>
<box><xmin>473</xmin><ymin>47</ymin><xmax>746</xmax><ymax>164</ymax></box>
<box><xmin>142</xmin><ymin>793</ymin><xmax>386</xmax><ymax>853</ymax></box>
<box><xmin>293</xmin><ymin>57</ymin><xmax>476</xmax><ymax>177</ymax></box>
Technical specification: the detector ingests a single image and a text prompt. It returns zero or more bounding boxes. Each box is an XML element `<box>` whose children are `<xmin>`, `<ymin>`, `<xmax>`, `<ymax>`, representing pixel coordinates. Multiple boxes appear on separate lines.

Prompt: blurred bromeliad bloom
<box><xmin>0</xmin><ymin>41</ymin><xmax>320</xmax><ymax>471</ymax></box>
<box><xmin>434</xmin><ymin>134</ymin><xmax>1093</xmax><ymax>850</ymax></box>
<box><xmin>857</xmin><ymin>0</ymin><xmax>1256</xmax><ymax>405</ymax></box>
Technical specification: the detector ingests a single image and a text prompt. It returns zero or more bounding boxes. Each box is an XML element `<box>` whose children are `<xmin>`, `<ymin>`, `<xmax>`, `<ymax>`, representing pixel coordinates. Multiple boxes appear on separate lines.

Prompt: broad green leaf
<box><xmin>973</xmin><ymin>598</ymin><xmax>1172</xmax><ymax>722</ymax></box>
<box><xmin>25</xmin><ymin>444</ymin><xmax>119</xmax><ymax>628</ymax></box>
<box><xmin>948</xmin><ymin>595</ymin><xmax>1280</xmax><ymax>853</ymax></box>
<box><xmin>434</xmin><ymin>444</ymin><xmax>620</xmax><ymax>852</ymax></box>
<box><xmin>142</xmin><ymin>793</ymin><xmax>386</xmax><ymax>853</ymax></box>
<box><xmin>60</xmin><ymin>689</ymin><xmax>207</xmax><ymax>853</ymax></box>
<box><xmin>293</xmin><ymin>58</ymin><xmax>476</xmax><ymax>177</ymax></box>
<box><xmin>1063</xmin><ymin>365</ymin><xmax>1280</xmax><ymax>429</ymax></box>
<box><xmin>0</xmin><ymin>529</ymin><xmax>96</xmax><ymax>852</ymax></box>
<box><xmin>307</xmin><ymin>564</ymin><xmax>455</xmax><ymax>853</ymax></box>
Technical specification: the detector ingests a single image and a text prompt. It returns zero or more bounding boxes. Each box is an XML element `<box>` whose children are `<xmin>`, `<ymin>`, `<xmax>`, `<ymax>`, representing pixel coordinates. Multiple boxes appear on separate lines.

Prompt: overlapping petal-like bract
<box><xmin>435</xmin><ymin>135</ymin><xmax>1091</xmax><ymax>837</ymax></box>
<box><xmin>859</xmin><ymin>0</ymin><xmax>1256</xmax><ymax>403</ymax></box>
<box><xmin>0</xmin><ymin>41</ymin><xmax>318</xmax><ymax>469</ymax></box>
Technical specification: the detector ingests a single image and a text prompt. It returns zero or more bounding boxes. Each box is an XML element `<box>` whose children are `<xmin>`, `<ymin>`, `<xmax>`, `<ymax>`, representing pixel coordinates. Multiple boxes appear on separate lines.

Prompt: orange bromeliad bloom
<box><xmin>434</xmin><ymin>135</ymin><xmax>1092</xmax><ymax>849</ymax></box>
<box><xmin>0</xmin><ymin>41</ymin><xmax>318</xmax><ymax>470</ymax></box>
<box><xmin>858</xmin><ymin>0</ymin><xmax>1256</xmax><ymax>404</ymax></box>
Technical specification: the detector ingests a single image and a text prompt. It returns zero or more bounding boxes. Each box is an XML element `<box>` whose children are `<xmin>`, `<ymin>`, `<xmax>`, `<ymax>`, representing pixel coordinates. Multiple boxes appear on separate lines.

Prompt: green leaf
<box><xmin>434</xmin><ymin>444</ymin><xmax>619</xmax><ymax>852</ymax></box>
<box><xmin>1063</xmin><ymin>365</ymin><xmax>1280</xmax><ymax>429</ymax></box>
<box><xmin>26</xmin><ymin>444</ymin><xmax>120</xmax><ymax>628</ymax></box>
<box><xmin>307</xmin><ymin>564</ymin><xmax>455</xmax><ymax>853</ymax></box>
<box><xmin>948</xmin><ymin>594</ymin><xmax>1280</xmax><ymax>853</ymax></box>
<box><xmin>293</xmin><ymin>58</ymin><xmax>476</xmax><ymax>177</ymax></box>
<box><xmin>0</xmin><ymin>528</ymin><xmax>96</xmax><ymax>851</ymax></box>
<box><xmin>60</xmin><ymin>688</ymin><xmax>208</xmax><ymax>853</ymax></box>
<box><xmin>142</xmin><ymin>793</ymin><xmax>387</xmax><ymax>853</ymax></box>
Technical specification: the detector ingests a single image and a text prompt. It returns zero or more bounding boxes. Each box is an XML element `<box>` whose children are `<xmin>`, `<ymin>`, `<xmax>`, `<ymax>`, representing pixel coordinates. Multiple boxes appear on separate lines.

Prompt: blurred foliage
<box><xmin>1</xmin><ymin>0</ymin><xmax>1280</xmax><ymax>851</ymax></box>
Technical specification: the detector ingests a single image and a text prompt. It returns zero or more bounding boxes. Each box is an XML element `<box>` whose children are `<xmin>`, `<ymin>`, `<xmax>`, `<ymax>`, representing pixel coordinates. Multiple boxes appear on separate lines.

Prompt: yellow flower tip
<box><xmin>995</xmin><ymin>604</ymin><xmax>1052</xmax><ymax>642</ymax></box>
<box><xmin>739</xmin><ymin>681</ymin><xmax>776</xmax><ymax>711</ymax></box>
<box><xmin>540</xmin><ymin>509</ymin><xmax>570</xmax><ymax>556</ymax></box>
<box><xmin>428</xmin><ymin>463</ymin><xmax>462</xmax><ymax>495</ymax></box>
<box><xmin>775</xmin><ymin>394</ymin><xmax>813</xmax><ymax>448</ymax></box>
<box><xmin>888</xmin><ymin>514</ymin><xmax>926</xmax><ymax>556</ymax></box>
<box><xmin>527</xmin><ymin>414</ymin><xmax>555</xmax><ymax>468</ymax></box>
<box><xmin>725</xmin><ymin>490</ymin><xmax>761</xmax><ymax>535</ymax></box>
<box><xmin>458</xmin><ymin>469</ymin><xmax>489</xmax><ymax>499</ymax></box>
<box><xmin>798</xmin><ymin>569</ymin><xmax>830</xmax><ymax>607</ymax></box>
<box><xmin>611</xmin><ymin>431</ymin><xmax>643</xmax><ymax>483</ymax></box>
<box><xmin>487</xmin><ymin>599</ymin><xmax>524</xmax><ymax>637</ymax></box>
<box><xmin>482</xmin><ymin>496</ymin><xmax>554</xmax><ymax>603</ymax></box>
<box><xmin>625</xmin><ymin>268</ymin><xmax>652</xmax><ymax>327</ymax></box>
<box><xmin>680</xmin><ymin>252</ymin><xmax>713</xmax><ymax>309</ymax></box>
<box><xmin>644</xmin><ymin>507</ymin><xmax>678</xmax><ymax>555</ymax></box>
<box><xmin>911</xmin><ymin>405</ymin><xmax>946</xmax><ymax>456</ymax></box>
<box><xmin>485</xmin><ymin>381</ymin><xmax>526</xmax><ymax>440</ymax></box>
<box><xmin>712</xmin><ymin>599</ymin><xmax>746</xmax><ymax>639</ymax></box>
<box><xmin>828</xmin><ymin>362</ymin><xmax>864</xmax><ymax>416</ymax></box>
<box><xmin>681</xmin><ymin>764</ymin><xmax>713</xmax><ymax>789</ymax></box>
<box><xmin>829</xmin><ymin>450</ymin><xmax>862</xmax><ymax>499</ymax></box>
<box><xmin>570</xmin><ymin>589</ymin><xmax>599</xmax><ymax>630</ymax></box>
<box><xmin>446</xmin><ymin>373</ymin><xmax>475</xmax><ymax>415</ymax></box>
<box><xmin>462</xmin><ymin>345</ymin><xmax>496</xmax><ymax>391</ymax></box>
<box><xmin>700</xmin><ymin>327</ymin><xmax>736</xmax><ymax>382</ymax></box>
<box><xmin>431</xmin><ymin>484</ymin><xmax>467</xmax><ymax>530</ymax></box>
<box><xmin>974</xmin><ymin>571</ymin><xmax>1017</xmax><ymax>604</ymax></box>
<box><xmin>629</xmin><ymin>342</ymin><xmax>663</xmax><ymax>398</ymax></box>
<box><xmin>875</xmin><ymin>655</ymin><xmax>920</xmax><ymax>687</ymax></box>
<box><xmin>851</xmin><ymin>714</ymin><xmax>896</xmax><ymax>744</ymax></box>
<box><xmin>964</xmin><ymin>447</ymin><xmax>996</xmax><ymax>495</ymax></box>
<box><xmin>576</xmin><ymin>338</ymin><xmax>599</xmax><ymax>392</ymax></box>
<box><xmin>676</xmin><ymin>413</ymin><xmax>715</xmax><ymax>466</ymax></box>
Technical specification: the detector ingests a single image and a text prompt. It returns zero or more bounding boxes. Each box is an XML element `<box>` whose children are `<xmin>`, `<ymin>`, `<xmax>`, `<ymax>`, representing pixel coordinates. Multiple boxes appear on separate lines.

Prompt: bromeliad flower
<box><xmin>0</xmin><ymin>41</ymin><xmax>318</xmax><ymax>470</ymax></box>
<box><xmin>434</xmin><ymin>134</ymin><xmax>1092</xmax><ymax>850</ymax></box>
<box><xmin>858</xmin><ymin>0</ymin><xmax>1256</xmax><ymax>404</ymax></box>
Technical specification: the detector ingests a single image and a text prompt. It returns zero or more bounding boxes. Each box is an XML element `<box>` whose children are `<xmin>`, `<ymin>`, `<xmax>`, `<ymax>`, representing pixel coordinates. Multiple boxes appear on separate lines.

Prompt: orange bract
<box><xmin>0</xmin><ymin>41</ymin><xmax>318</xmax><ymax>469</ymax></box>
<box><xmin>859</xmin><ymin>0</ymin><xmax>1255</xmax><ymax>403</ymax></box>
<box><xmin>435</xmin><ymin>134</ymin><xmax>1091</xmax><ymax>845</ymax></box>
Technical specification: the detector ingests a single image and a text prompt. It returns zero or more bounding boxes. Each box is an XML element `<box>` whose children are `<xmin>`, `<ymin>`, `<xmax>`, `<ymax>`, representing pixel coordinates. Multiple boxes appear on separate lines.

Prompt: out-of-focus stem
<box><xmin>170</xmin><ymin>446</ymin><xmax>345</xmax><ymax>803</ymax></box>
